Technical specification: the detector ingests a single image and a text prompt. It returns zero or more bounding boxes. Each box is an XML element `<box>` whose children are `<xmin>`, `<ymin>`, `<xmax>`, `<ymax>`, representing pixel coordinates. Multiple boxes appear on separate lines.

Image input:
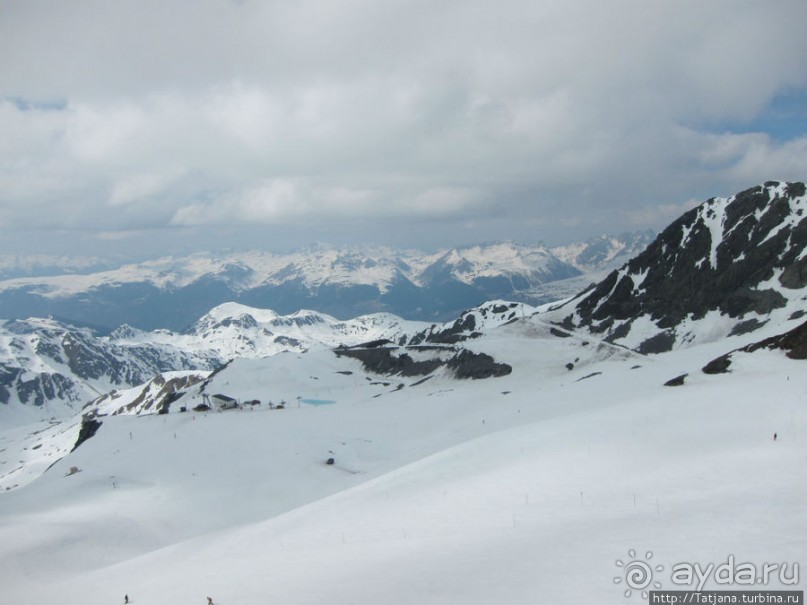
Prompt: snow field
<box><xmin>0</xmin><ymin>322</ymin><xmax>805</xmax><ymax>604</ymax></box>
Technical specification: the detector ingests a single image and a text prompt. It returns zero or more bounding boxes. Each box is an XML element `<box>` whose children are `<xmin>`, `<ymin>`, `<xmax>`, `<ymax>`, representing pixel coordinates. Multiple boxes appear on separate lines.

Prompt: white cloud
<box><xmin>410</xmin><ymin>188</ymin><xmax>483</xmax><ymax>217</ymax></box>
<box><xmin>0</xmin><ymin>0</ymin><xmax>805</xmax><ymax>253</ymax></box>
<box><xmin>722</xmin><ymin>135</ymin><xmax>807</xmax><ymax>184</ymax></box>
<box><xmin>65</xmin><ymin>102</ymin><xmax>148</xmax><ymax>161</ymax></box>
<box><xmin>170</xmin><ymin>180</ymin><xmax>481</xmax><ymax>227</ymax></box>
<box><xmin>206</xmin><ymin>83</ymin><xmax>283</xmax><ymax>148</ymax></box>
<box><xmin>109</xmin><ymin>171</ymin><xmax>180</xmax><ymax>207</ymax></box>
<box><xmin>625</xmin><ymin>200</ymin><xmax>701</xmax><ymax>228</ymax></box>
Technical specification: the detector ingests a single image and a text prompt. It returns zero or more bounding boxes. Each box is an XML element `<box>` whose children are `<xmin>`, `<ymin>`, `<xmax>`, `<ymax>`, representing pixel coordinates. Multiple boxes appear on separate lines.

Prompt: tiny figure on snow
<box><xmin>207</xmin><ymin>597</ymin><xmax>214</xmax><ymax>605</ymax></box>
<box><xmin>774</xmin><ymin>432</ymin><xmax>778</xmax><ymax>441</ymax></box>
<box><xmin>124</xmin><ymin>595</ymin><xmax>129</xmax><ymax>604</ymax></box>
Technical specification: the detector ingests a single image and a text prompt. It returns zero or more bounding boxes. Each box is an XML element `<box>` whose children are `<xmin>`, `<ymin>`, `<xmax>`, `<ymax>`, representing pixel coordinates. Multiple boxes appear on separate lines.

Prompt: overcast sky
<box><xmin>1</xmin><ymin>0</ymin><xmax>806</xmax><ymax>260</ymax></box>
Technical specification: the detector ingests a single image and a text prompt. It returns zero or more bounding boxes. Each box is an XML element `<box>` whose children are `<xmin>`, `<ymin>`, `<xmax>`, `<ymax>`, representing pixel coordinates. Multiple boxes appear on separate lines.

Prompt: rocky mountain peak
<box><xmin>550</xmin><ymin>181</ymin><xmax>807</xmax><ymax>353</ymax></box>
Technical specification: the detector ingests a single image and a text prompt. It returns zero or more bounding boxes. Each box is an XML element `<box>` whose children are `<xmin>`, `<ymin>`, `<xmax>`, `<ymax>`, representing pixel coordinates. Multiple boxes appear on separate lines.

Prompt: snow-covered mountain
<box><xmin>0</xmin><ymin>243</ymin><xmax>581</xmax><ymax>330</ymax></box>
<box><xmin>549</xmin><ymin>230</ymin><xmax>656</xmax><ymax>273</ymax></box>
<box><xmin>2</xmin><ymin>182</ymin><xmax>807</xmax><ymax>604</ymax></box>
<box><xmin>3</xmin><ymin>181</ymin><xmax>804</xmax><ymax>418</ymax></box>
<box><xmin>187</xmin><ymin>302</ymin><xmax>423</xmax><ymax>354</ymax></box>
<box><xmin>5</xmin><ymin>177</ymin><xmax>804</xmax><ymax>417</ymax></box>
<box><xmin>0</xmin><ymin>317</ymin><xmax>217</xmax><ymax>418</ymax></box>
<box><xmin>0</xmin><ymin>299</ymin><xmax>544</xmax><ymax>417</ymax></box>
<box><xmin>0</xmin><ymin>304</ymin><xmax>427</xmax><ymax>417</ymax></box>
<box><xmin>1</xmin><ymin>280</ymin><xmax>804</xmax><ymax>603</ymax></box>
<box><xmin>489</xmin><ymin>231</ymin><xmax>658</xmax><ymax>308</ymax></box>
<box><xmin>548</xmin><ymin>181</ymin><xmax>807</xmax><ymax>353</ymax></box>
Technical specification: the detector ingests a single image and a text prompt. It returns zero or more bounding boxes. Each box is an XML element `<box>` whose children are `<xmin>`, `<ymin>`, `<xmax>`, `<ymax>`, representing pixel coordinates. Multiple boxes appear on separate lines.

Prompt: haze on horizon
<box><xmin>1</xmin><ymin>0</ymin><xmax>806</xmax><ymax>262</ymax></box>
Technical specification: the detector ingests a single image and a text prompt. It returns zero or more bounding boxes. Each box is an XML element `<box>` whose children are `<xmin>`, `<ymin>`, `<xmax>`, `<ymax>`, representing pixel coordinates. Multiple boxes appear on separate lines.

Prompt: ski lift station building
<box><xmin>211</xmin><ymin>394</ymin><xmax>239</xmax><ymax>410</ymax></box>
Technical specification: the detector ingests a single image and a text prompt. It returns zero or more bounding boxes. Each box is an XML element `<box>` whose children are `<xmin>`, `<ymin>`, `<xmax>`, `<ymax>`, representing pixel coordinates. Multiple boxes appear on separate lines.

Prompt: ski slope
<box><xmin>0</xmin><ymin>316</ymin><xmax>805</xmax><ymax>604</ymax></box>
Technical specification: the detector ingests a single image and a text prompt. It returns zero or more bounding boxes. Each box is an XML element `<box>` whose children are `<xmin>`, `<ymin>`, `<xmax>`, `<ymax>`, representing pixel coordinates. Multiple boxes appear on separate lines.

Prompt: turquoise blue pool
<box><xmin>301</xmin><ymin>398</ymin><xmax>337</xmax><ymax>406</ymax></box>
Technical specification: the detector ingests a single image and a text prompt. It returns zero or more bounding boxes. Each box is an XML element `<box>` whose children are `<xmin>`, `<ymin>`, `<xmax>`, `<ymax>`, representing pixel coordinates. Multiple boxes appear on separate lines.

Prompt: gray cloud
<box><xmin>1</xmin><ymin>0</ymin><xmax>806</xmax><ymax>255</ymax></box>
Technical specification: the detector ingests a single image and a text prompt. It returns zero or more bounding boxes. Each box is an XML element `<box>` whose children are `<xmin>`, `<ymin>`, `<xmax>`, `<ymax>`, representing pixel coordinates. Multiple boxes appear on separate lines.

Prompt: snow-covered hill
<box><xmin>0</xmin><ymin>243</ymin><xmax>581</xmax><ymax>330</ymax></box>
<box><xmin>548</xmin><ymin>181</ymin><xmax>807</xmax><ymax>353</ymax></box>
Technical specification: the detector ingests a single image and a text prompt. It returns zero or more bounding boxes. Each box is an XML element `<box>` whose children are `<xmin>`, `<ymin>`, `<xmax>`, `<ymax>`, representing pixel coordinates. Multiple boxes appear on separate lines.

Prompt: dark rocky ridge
<box><xmin>554</xmin><ymin>182</ymin><xmax>807</xmax><ymax>353</ymax></box>
<box><xmin>84</xmin><ymin>373</ymin><xmax>208</xmax><ymax>419</ymax></box>
<box><xmin>409</xmin><ymin>302</ymin><xmax>523</xmax><ymax>345</ymax></box>
<box><xmin>335</xmin><ymin>345</ymin><xmax>512</xmax><ymax>380</ymax></box>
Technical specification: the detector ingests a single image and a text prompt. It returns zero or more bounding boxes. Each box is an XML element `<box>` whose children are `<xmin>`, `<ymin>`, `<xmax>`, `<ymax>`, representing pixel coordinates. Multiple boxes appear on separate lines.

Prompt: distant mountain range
<box><xmin>1</xmin><ymin>181</ymin><xmax>804</xmax><ymax>416</ymax></box>
<box><xmin>548</xmin><ymin>230</ymin><xmax>656</xmax><ymax>273</ymax></box>
<box><xmin>3</xmin><ymin>184</ymin><xmax>806</xmax><ymax>605</ymax></box>
<box><xmin>0</xmin><ymin>236</ymin><xmax>653</xmax><ymax>331</ymax></box>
